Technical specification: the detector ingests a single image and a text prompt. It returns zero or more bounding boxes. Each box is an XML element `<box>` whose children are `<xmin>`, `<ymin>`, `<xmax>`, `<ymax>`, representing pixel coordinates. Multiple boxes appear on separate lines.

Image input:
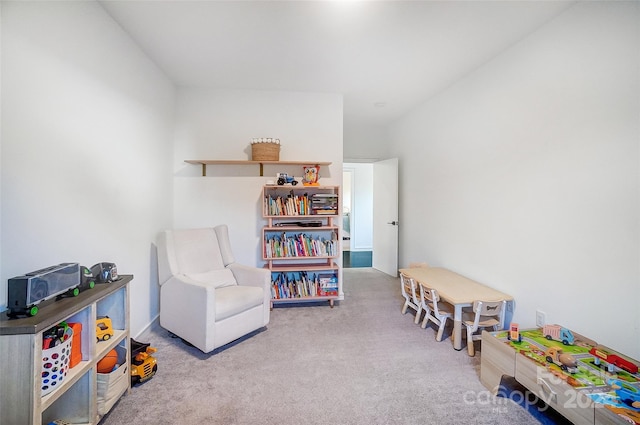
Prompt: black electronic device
<box><xmin>91</xmin><ymin>262</ymin><xmax>118</xmax><ymax>283</ymax></box>
<box><xmin>7</xmin><ymin>263</ymin><xmax>81</xmax><ymax>317</ymax></box>
<box><xmin>274</xmin><ymin>221</ymin><xmax>323</xmax><ymax>227</ymax></box>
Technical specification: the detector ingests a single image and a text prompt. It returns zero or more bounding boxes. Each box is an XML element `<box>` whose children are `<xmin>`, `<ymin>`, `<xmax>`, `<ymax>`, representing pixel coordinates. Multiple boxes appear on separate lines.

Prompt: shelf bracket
<box><xmin>260</xmin><ymin>163</ymin><xmax>264</xmax><ymax>177</ymax></box>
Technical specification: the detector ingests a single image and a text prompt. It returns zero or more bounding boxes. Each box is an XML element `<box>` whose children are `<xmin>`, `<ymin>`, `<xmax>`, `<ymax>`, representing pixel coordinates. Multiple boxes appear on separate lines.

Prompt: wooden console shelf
<box><xmin>185</xmin><ymin>160</ymin><xmax>332</xmax><ymax>176</ymax></box>
<box><xmin>481</xmin><ymin>327</ymin><xmax>640</xmax><ymax>425</ymax></box>
<box><xmin>0</xmin><ymin>276</ymin><xmax>132</xmax><ymax>425</ymax></box>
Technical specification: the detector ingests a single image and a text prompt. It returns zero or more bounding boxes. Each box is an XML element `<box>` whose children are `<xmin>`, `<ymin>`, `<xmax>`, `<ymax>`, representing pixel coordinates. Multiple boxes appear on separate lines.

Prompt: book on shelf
<box><xmin>271</xmin><ymin>271</ymin><xmax>324</xmax><ymax>299</ymax></box>
<box><xmin>264</xmin><ymin>232</ymin><xmax>338</xmax><ymax>258</ymax></box>
<box><xmin>264</xmin><ymin>190</ymin><xmax>338</xmax><ymax>217</ymax></box>
<box><xmin>310</xmin><ymin>193</ymin><xmax>338</xmax><ymax>215</ymax></box>
<box><xmin>318</xmin><ymin>273</ymin><xmax>339</xmax><ymax>296</ymax></box>
<box><xmin>265</xmin><ymin>192</ymin><xmax>311</xmax><ymax>216</ymax></box>
<box><xmin>311</xmin><ymin>193</ymin><xmax>339</xmax><ymax>198</ymax></box>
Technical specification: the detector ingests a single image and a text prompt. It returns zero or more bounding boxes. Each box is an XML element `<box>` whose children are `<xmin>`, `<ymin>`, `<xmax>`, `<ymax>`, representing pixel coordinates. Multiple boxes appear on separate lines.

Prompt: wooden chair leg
<box><xmin>414</xmin><ymin>307</ymin><xmax>422</xmax><ymax>324</ymax></box>
<box><xmin>467</xmin><ymin>328</ymin><xmax>475</xmax><ymax>356</ymax></box>
<box><xmin>436</xmin><ymin>318</ymin><xmax>446</xmax><ymax>342</ymax></box>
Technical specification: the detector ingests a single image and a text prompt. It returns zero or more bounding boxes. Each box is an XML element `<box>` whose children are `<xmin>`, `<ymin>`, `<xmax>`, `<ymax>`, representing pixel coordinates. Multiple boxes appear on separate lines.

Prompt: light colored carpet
<box><xmin>100</xmin><ymin>268</ymin><xmax>541</xmax><ymax>425</ymax></box>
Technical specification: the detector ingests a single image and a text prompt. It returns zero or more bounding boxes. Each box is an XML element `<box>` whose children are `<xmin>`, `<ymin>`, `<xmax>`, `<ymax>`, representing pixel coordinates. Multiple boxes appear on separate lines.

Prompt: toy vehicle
<box><xmin>91</xmin><ymin>262</ymin><xmax>118</xmax><ymax>283</ymax></box>
<box><xmin>507</xmin><ymin>322</ymin><xmax>522</xmax><ymax>343</ymax></box>
<box><xmin>546</xmin><ymin>346</ymin><xmax>578</xmax><ymax>373</ymax></box>
<box><xmin>7</xmin><ymin>263</ymin><xmax>81</xmax><ymax>317</ymax></box>
<box><xmin>608</xmin><ymin>379</ymin><xmax>640</xmax><ymax>409</ymax></box>
<box><xmin>590</xmin><ymin>347</ymin><xmax>639</xmax><ymax>374</ymax></box>
<box><xmin>543</xmin><ymin>324</ymin><xmax>575</xmax><ymax>345</ymax></box>
<box><xmin>96</xmin><ymin>316</ymin><xmax>113</xmax><ymax>342</ymax></box>
<box><xmin>276</xmin><ymin>173</ymin><xmax>298</xmax><ymax>185</ymax></box>
<box><xmin>131</xmin><ymin>339</ymin><xmax>158</xmax><ymax>386</ymax></box>
<box><xmin>78</xmin><ymin>266</ymin><xmax>95</xmax><ymax>292</ymax></box>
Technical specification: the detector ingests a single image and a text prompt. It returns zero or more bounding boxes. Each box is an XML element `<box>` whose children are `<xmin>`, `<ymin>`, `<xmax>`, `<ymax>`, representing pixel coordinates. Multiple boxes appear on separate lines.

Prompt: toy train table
<box><xmin>481</xmin><ymin>326</ymin><xmax>640</xmax><ymax>425</ymax></box>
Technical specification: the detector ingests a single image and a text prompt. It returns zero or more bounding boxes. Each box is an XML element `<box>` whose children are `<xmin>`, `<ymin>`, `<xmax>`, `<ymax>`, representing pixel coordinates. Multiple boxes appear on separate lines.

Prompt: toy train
<box><xmin>590</xmin><ymin>347</ymin><xmax>639</xmax><ymax>374</ymax></box>
<box><xmin>7</xmin><ymin>263</ymin><xmax>82</xmax><ymax>317</ymax></box>
<box><xmin>7</xmin><ymin>263</ymin><xmax>99</xmax><ymax>318</ymax></box>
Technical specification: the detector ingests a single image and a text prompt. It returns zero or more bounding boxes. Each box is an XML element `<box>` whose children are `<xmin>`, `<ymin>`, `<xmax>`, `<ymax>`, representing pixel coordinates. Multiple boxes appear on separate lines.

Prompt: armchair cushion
<box><xmin>216</xmin><ymin>285</ymin><xmax>264</xmax><ymax>321</ymax></box>
<box><xmin>187</xmin><ymin>269</ymin><xmax>236</xmax><ymax>289</ymax></box>
<box><xmin>173</xmin><ymin>228</ymin><xmax>225</xmax><ymax>273</ymax></box>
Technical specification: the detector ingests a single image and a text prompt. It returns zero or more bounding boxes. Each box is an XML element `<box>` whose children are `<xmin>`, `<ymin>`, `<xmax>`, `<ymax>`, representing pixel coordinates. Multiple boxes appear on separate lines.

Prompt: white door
<box><xmin>372</xmin><ymin>158</ymin><xmax>399</xmax><ymax>276</ymax></box>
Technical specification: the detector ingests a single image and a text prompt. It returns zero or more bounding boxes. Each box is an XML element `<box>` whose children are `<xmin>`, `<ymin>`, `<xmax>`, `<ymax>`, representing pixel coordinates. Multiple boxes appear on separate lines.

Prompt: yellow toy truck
<box><xmin>96</xmin><ymin>316</ymin><xmax>113</xmax><ymax>342</ymax></box>
<box><xmin>545</xmin><ymin>346</ymin><xmax>578</xmax><ymax>374</ymax></box>
<box><xmin>130</xmin><ymin>339</ymin><xmax>158</xmax><ymax>386</ymax></box>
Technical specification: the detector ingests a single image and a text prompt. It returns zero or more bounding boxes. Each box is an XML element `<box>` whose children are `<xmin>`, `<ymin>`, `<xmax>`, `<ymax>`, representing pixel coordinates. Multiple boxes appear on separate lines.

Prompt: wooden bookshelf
<box><xmin>185</xmin><ymin>160</ymin><xmax>332</xmax><ymax>176</ymax></box>
<box><xmin>262</xmin><ymin>185</ymin><xmax>341</xmax><ymax>307</ymax></box>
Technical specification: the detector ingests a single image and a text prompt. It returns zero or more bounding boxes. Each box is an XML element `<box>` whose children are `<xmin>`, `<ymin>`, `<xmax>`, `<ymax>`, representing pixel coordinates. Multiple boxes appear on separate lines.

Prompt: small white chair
<box><xmin>419</xmin><ymin>284</ymin><xmax>454</xmax><ymax>341</ymax></box>
<box><xmin>462</xmin><ymin>300</ymin><xmax>506</xmax><ymax>356</ymax></box>
<box><xmin>400</xmin><ymin>272</ymin><xmax>422</xmax><ymax>324</ymax></box>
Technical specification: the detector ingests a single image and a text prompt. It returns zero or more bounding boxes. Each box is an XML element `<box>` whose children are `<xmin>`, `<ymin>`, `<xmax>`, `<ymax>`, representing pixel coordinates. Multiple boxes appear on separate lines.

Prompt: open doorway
<box><xmin>342</xmin><ymin>164</ymin><xmax>373</xmax><ymax>268</ymax></box>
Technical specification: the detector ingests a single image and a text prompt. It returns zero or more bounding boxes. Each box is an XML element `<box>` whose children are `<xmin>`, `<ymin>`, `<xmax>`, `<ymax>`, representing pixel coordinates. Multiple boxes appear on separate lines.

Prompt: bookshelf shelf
<box><xmin>270</xmin><ymin>295</ymin><xmax>338</xmax><ymax>305</ymax></box>
<box><xmin>263</xmin><ymin>225</ymin><xmax>338</xmax><ymax>231</ymax></box>
<box><xmin>262</xmin><ymin>185</ymin><xmax>341</xmax><ymax>307</ymax></box>
<box><xmin>265</xmin><ymin>262</ymin><xmax>339</xmax><ymax>273</ymax></box>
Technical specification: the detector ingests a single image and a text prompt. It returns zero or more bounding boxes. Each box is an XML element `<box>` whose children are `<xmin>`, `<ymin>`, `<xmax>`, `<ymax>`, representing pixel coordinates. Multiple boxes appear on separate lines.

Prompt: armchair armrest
<box><xmin>228</xmin><ymin>263</ymin><xmax>270</xmax><ymax>289</ymax></box>
<box><xmin>159</xmin><ymin>275</ymin><xmax>216</xmax><ymax>352</ymax></box>
<box><xmin>228</xmin><ymin>263</ymin><xmax>272</xmax><ymax>318</ymax></box>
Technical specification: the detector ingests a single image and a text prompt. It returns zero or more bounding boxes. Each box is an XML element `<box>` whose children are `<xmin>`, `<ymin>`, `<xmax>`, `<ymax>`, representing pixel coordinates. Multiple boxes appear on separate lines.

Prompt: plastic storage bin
<box><xmin>41</xmin><ymin>327</ymin><xmax>73</xmax><ymax>396</ymax></box>
<box><xmin>97</xmin><ymin>345</ymin><xmax>128</xmax><ymax>416</ymax></box>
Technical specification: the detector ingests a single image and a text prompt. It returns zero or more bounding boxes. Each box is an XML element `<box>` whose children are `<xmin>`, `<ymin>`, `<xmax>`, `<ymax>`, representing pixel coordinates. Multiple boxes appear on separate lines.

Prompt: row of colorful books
<box><xmin>271</xmin><ymin>272</ymin><xmax>339</xmax><ymax>299</ymax></box>
<box><xmin>265</xmin><ymin>193</ymin><xmax>310</xmax><ymax>216</ymax></box>
<box><xmin>264</xmin><ymin>193</ymin><xmax>339</xmax><ymax>216</ymax></box>
<box><xmin>264</xmin><ymin>232</ymin><xmax>338</xmax><ymax>258</ymax></box>
<box><xmin>309</xmin><ymin>193</ymin><xmax>339</xmax><ymax>215</ymax></box>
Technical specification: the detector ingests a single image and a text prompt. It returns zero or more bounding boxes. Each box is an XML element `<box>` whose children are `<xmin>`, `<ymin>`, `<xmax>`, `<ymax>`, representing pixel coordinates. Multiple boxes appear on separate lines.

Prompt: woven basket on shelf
<box><xmin>251</xmin><ymin>143</ymin><xmax>280</xmax><ymax>161</ymax></box>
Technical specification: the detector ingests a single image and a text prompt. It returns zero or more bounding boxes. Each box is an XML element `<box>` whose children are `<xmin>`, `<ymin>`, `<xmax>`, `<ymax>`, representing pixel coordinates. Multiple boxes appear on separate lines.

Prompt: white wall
<box><xmin>344</xmin><ymin>116</ymin><xmax>389</xmax><ymax>162</ymax></box>
<box><xmin>343</xmin><ymin>163</ymin><xmax>373</xmax><ymax>251</ymax></box>
<box><xmin>172</xmin><ymin>89</ymin><xmax>343</xmax><ymax>268</ymax></box>
<box><xmin>389</xmin><ymin>1</ymin><xmax>640</xmax><ymax>358</ymax></box>
<box><xmin>0</xmin><ymin>5</ymin><xmax>3</xmax><ymax>292</ymax></box>
<box><xmin>1</xmin><ymin>1</ymin><xmax>175</xmax><ymax>336</ymax></box>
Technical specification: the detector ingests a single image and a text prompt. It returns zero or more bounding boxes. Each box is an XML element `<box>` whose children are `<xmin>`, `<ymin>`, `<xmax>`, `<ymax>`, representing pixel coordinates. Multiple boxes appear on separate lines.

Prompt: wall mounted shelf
<box><xmin>184</xmin><ymin>160</ymin><xmax>332</xmax><ymax>176</ymax></box>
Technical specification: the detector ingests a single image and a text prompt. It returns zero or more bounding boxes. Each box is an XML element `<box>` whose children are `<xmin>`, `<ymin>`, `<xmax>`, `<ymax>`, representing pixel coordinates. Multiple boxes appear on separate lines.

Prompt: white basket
<box><xmin>41</xmin><ymin>328</ymin><xmax>73</xmax><ymax>396</ymax></box>
<box><xmin>97</xmin><ymin>345</ymin><xmax>128</xmax><ymax>416</ymax></box>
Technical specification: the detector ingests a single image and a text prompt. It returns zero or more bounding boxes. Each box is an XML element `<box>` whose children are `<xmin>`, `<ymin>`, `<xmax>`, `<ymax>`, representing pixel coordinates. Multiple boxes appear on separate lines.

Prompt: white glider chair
<box><xmin>156</xmin><ymin>226</ymin><xmax>271</xmax><ymax>353</ymax></box>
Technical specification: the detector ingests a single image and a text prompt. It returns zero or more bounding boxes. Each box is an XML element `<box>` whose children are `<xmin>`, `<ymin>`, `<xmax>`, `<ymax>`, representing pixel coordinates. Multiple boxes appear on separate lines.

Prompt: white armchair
<box><xmin>156</xmin><ymin>226</ymin><xmax>271</xmax><ymax>353</ymax></box>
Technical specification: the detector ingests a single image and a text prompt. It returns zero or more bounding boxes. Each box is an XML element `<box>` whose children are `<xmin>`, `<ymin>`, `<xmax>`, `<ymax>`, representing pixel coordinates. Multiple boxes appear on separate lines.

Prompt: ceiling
<box><xmin>100</xmin><ymin>0</ymin><xmax>575</xmax><ymax>126</ymax></box>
